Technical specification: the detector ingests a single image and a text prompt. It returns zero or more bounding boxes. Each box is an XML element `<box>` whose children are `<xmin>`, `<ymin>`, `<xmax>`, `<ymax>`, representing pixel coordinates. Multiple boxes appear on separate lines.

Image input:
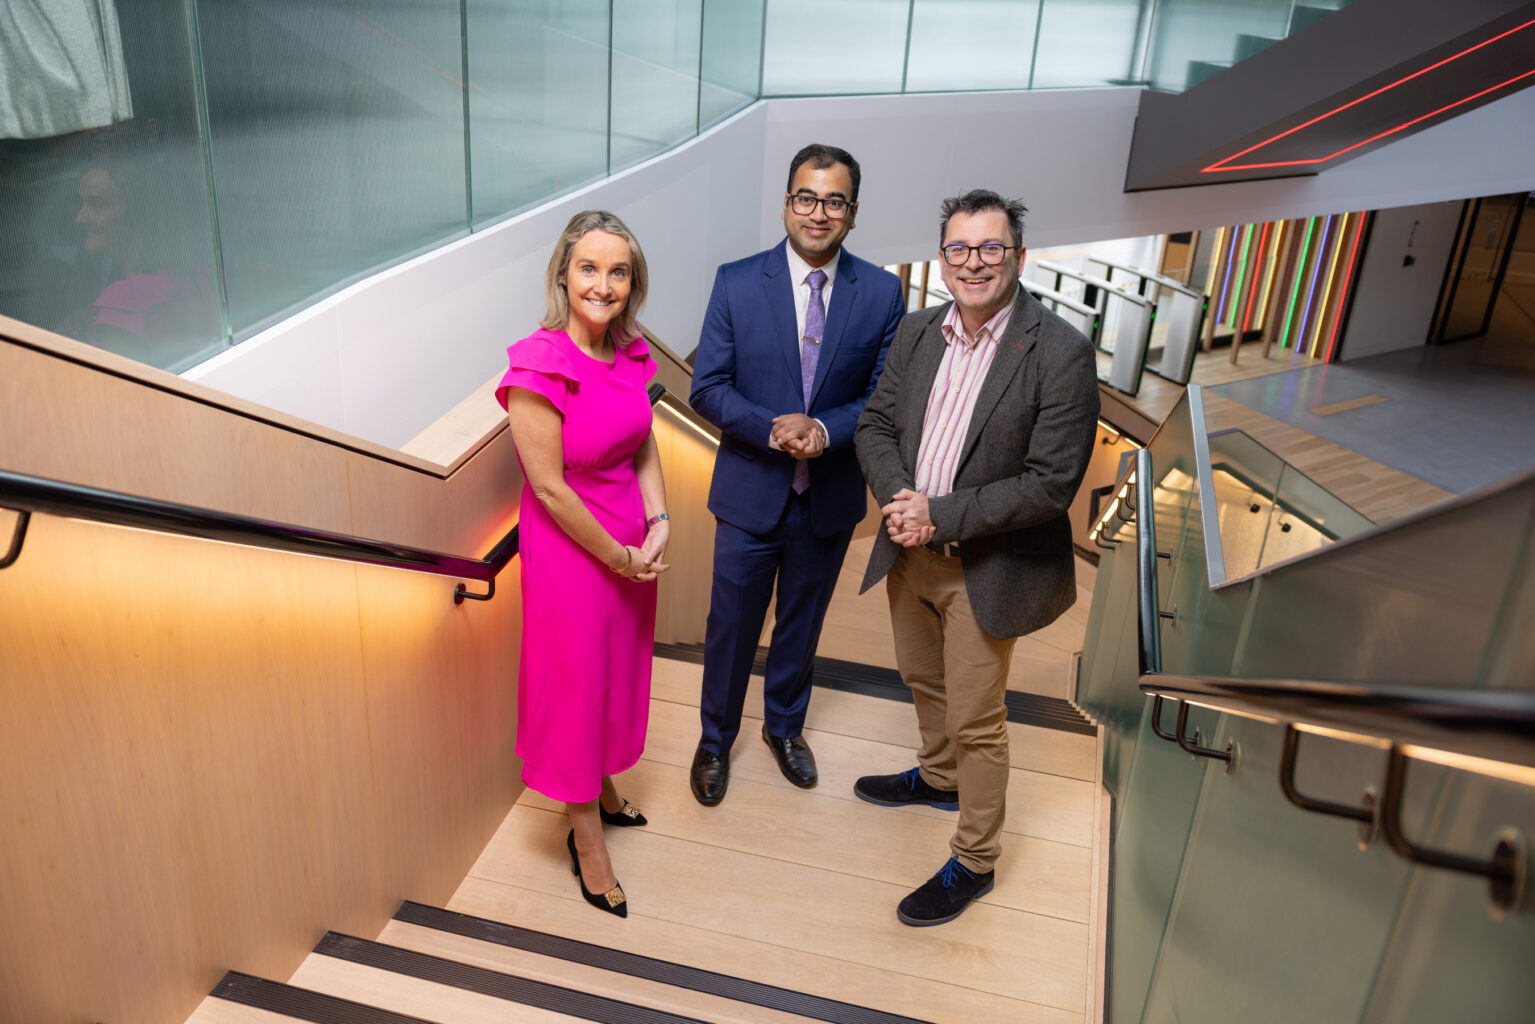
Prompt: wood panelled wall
<box><xmin>0</xmin><ymin>315</ymin><xmax>525</xmax><ymax>1023</ymax></box>
<box><xmin>645</xmin><ymin>330</ymin><xmax>717</xmax><ymax>645</ymax></box>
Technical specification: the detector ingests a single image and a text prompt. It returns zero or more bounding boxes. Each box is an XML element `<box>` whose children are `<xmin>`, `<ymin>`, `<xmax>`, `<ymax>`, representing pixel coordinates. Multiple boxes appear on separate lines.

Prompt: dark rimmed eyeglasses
<box><xmin>787</xmin><ymin>193</ymin><xmax>852</xmax><ymax>220</ymax></box>
<box><xmin>940</xmin><ymin>243</ymin><xmax>1017</xmax><ymax>266</ymax></box>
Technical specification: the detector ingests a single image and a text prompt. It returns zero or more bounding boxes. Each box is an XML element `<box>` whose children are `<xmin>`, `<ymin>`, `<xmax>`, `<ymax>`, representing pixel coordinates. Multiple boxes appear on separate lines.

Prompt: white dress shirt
<box><xmin>768</xmin><ymin>243</ymin><xmax>838</xmax><ymax>450</ymax></box>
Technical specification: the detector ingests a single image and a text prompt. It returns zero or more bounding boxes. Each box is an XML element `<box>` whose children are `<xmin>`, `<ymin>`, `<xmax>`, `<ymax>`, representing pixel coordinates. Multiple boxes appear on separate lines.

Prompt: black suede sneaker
<box><xmin>897</xmin><ymin>857</ymin><xmax>995</xmax><ymax>926</ymax></box>
<box><xmin>853</xmin><ymin>766</ymin><xmax>959</xmax><ymax>810</ymax></box>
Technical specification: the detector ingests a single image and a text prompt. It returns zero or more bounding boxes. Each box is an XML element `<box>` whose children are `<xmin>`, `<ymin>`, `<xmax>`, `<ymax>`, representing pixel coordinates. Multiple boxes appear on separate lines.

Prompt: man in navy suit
<box><xmin>688</xmin><ymin>144</ymin><xmax>905</xmax><ymax>805</ymax></box>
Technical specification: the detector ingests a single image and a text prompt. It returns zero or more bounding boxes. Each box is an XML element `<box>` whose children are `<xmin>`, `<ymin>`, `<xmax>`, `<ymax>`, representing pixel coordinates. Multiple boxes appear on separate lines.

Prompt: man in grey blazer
<box><xmin>853</xmin><ymin>189</ymin><xmax>1099</xmax><ymax>926</ymax></box>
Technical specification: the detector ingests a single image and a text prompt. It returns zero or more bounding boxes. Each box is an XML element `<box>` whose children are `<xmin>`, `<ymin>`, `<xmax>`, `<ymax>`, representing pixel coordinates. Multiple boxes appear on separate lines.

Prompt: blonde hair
<box><xmin>541</xmin><ymin>210</ymin><xmax>649</xmax><ymax>345</ymax></box>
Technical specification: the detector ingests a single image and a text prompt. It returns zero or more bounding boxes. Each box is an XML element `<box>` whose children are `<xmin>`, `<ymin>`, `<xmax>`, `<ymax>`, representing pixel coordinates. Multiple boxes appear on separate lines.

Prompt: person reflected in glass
<box><xmin>56</xmin><ymin>154</ymin><xmax>216</xmax><ymax>367</ymax></box>
<box><xmin>496</xmin><ymin>210</ymin><xmax>670</xmax><ymax>918</ymax></box>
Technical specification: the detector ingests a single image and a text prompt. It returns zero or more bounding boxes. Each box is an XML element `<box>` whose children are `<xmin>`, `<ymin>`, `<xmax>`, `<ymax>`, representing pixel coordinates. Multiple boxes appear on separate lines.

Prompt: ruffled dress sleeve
<box><xmin>496</xmin><ymin>331</ymin><xmax>578</xmax><ymax>415</ymax></box>
<box><xmin>620</xmin><ymin>332</ymin><xmax>658</xmax><ymax>385</ymax></box>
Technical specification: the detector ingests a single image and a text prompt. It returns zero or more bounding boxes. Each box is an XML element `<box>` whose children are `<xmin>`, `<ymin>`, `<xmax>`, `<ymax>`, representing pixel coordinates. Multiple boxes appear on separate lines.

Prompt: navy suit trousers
<box><xmin>698</xmin><ymin>491</ymin><xmax>854</xmax><ymax>755</ymax></box>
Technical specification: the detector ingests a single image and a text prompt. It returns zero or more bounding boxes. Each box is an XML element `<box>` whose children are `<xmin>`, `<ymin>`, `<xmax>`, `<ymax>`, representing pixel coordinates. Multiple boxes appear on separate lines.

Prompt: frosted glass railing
<box><xmin>1147</xmin><ymin>0</ymin><xmax>1357</xmax><ymax>93</ymax></box>
<box><xmin>0</xmin><ymin>0</ymin><xmax>1359</xmax><ymax>376</ymax></box>
<box><xmin>1078</xmin><ymin>385</ymin><xmax>1535</xmax><ymax>1023</ymax></box>
<box><xmin>1205</xmin><ymin>427</ymin><xmax>1373</xmax><ymax>579</ymax></box>
<box><xmin>0</xmin><ymin>0</ymin><xmax>767</xmax><ymax>372</ymax></box>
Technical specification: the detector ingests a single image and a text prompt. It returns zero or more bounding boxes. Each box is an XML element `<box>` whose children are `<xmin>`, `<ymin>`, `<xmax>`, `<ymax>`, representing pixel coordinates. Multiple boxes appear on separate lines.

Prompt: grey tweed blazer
<box><xmin>855</xmin><ymin>287</ymin><xmax>1100</xmax><ymax>639</ymax></box>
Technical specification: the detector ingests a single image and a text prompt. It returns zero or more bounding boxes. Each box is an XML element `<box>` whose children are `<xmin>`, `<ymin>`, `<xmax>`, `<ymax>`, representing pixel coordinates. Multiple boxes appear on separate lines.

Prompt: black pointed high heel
<box><xmin>598</xmin><ymin>800</ymin><xmax>647</xmax><ymax>827</ymax></box>
<box><xmin>566</xmin><ymin>829</ymin><xmax>627</xmax><ymax>918</ymax></box>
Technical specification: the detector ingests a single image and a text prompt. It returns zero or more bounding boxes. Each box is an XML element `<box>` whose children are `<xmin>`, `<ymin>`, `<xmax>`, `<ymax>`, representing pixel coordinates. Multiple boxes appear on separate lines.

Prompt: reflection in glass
<box><xmin>196</xmin><ymin>0</ymin><xmax>468</xmax><ymax>337</ymax></box>
<box><xmin>610</xmin><ymin>2</ymin><xmax>703</xmax><ymax>173</ymax></box>
<box><xmin>54</xmin><ymin>155</ymin><xmax>219</xmax><ymax>367</ymax></box>
<box><xmin>0</xmin><ymin>1</ymin><xmax>223</xmax><ymax>370</ymax></box>
<box><xmin>1147</xmin><ymin>0</ymin><xmax>1299</xmax><ymax>93</ymax></box>
<box><xmin>468</xmin><ymin>0</ymin><xmax>610</xmax><ymax>225</ymax></box>
<box><xmin>0</xmin><ymin>0</ymin><xmax>133</xmax><ymax>138</ymax></box>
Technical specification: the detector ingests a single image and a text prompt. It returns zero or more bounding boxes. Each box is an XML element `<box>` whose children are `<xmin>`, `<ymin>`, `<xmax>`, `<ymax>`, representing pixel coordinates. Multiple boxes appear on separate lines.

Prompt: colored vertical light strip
<box><xmin>1228</xmin><ymin>224</ymin><xmax>1255</xmax><ymax>326</ymax></box>
<box><xmin>1255</xmin><ymin>221</ymin><xmax>1285</xmax><ymax>330</ymax></box>
<box><xmin>1218</xmin><ymin>226</ymin><xmax>1239</xmax><ymax>320</ymax></box>
<box><xmin>1295</xmin><ymin>215</ymin><xmax>1335</xmax><ymax>351</ymax></box>
<box><xmin>1241</xmin><ymin>221</ymin><xmax>1272</xmax><ymax>333</ymax></box>
<box><xmin>1324</xmin><ymin>213</ymin><xmax>1367</xmax><ymax>362</ymax></box>
<box><xmin>1279</xmin><ymin>217</ymin><xmax>1317</xmax><ymax>348</ymax></box>
<box><xmin>1309</xmin><ymin>213</ymin><xmax>1350</xmax><ymax>357</ymax></box>
<box><xmin>1204</xmin><ymin>226</ymin><xmax>1228</xmax><ymax>298</ymax></box>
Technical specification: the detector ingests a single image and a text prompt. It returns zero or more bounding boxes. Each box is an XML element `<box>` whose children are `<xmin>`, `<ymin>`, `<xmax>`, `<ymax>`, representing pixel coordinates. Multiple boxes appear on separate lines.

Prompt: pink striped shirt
<box><xmin>913</xmin><ymin>300</ymin><xmax>1014</xmax><ymax>497</ymax></box>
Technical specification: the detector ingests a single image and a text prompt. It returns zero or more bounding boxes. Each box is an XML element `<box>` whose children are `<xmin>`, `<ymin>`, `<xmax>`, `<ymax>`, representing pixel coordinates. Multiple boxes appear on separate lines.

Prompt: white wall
<box><xmin>187</xmin><ymin>85</ymin><xmax>1535</xmax><ymax>447</ymax></box>
<box><xmin>1336</xmin><ymin>202</ymin><xmax>1466</xmax><ymax>361</ymax></box>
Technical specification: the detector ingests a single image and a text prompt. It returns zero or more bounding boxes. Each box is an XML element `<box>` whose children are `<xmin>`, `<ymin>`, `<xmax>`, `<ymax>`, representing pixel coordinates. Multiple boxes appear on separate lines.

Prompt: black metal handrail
<box><xmin>0</xmin><ymin>384</ymin><xmax>712</xmax><ymax>603</ymax></box>
<box><xmin>0</xmin><ymin>467</ymin><xmax>519</xmax><ymax>587</ymax></box>
<box><xmin>1139</xmin><ymin>673</ymin><xmax>1535</xmax><ymax>772</ymax></box>
<box><xmin>648</xmin><ymin>382</ymin><xmax>719</xmax><ymax>444</ymax></box>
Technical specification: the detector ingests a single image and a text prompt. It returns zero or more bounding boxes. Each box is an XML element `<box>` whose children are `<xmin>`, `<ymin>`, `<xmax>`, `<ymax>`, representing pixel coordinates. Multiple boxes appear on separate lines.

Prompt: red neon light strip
<box><xmin>1324</xmin><ymin>213</ymin><xmax>1367</xmax><ymax>362</ymax></box>
<box><xmin>1201</xmin><ymin>17</ymin><xmax>1535</xmax><ymax>173</ymax></box>
<box><xmin>1210</xmin><ymin>68</ymin><xmax>1535</xmax><ymax>171</ymax></box>
<box><xmin>1241</xmin><ymin>221</ymin><xmax>1272</xmax><ymax>332</ymax></box>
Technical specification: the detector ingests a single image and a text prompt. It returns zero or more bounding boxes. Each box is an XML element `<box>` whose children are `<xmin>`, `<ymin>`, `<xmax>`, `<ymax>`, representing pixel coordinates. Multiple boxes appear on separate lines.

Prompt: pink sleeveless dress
<box><xmin>496</xmin><ymin>328</ymin><xmax>658</xmax><ymax>803</ymax></box>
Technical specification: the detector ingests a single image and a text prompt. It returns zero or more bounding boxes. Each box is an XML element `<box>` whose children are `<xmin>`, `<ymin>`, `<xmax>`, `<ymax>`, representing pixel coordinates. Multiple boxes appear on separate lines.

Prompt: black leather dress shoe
<box><xmin>761</xmin><ymin>724</ymin><xmax>818</xmax><ymax>788</ymax></box>
<box><xmin>690</xmin><ymin>746</ymin><xmax>729</xmax><ymax>806</ymax></box>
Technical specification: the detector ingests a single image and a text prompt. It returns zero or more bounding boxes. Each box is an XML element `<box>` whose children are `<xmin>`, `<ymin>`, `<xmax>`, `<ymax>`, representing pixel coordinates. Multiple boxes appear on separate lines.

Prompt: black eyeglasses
<box><xmin>787</xmin><ymin>193</ymin><xmax>852</xmax><ymax>220</ymax></box>
<box><xmin>940</xmin><ymin>243</ymin><xmax>1017</xmax><ymax>266</ymax></box>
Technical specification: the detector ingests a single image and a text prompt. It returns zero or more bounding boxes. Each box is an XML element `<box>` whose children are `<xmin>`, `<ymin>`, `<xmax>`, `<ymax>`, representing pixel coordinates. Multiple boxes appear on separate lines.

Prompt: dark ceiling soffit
<box><xmin>1125</xmin><ymin>4</ymin><xmax>1535</xmax><ymax>193</ymax></box>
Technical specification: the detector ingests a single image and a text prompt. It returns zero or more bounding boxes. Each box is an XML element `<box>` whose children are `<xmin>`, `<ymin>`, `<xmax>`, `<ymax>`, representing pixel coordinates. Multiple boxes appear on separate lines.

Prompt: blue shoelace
<box><xmin>899</xmin><ymin>766</ymin><xmax>923</xmax><ymax>790</ymax></box>
<box><xmin>940</xmin><ymin>857</ymin><xmax>975</xmax><ymax>888</ymax></box>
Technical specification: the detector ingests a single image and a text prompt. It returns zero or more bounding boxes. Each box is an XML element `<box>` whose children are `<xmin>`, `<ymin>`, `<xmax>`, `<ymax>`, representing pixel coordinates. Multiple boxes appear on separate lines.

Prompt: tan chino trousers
<box><xmin>886</xmin><ymin>545</ymin><xmax>1016</xmax><ymax>873</ymax></box>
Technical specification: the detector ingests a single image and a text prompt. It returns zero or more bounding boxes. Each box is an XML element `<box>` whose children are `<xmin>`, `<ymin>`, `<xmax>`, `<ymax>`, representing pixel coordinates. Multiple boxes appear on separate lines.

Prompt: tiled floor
<box><xmin>1209</xmin><ymin>341</ymin><xmax>1535</xmax><ymax>495</ymax></box>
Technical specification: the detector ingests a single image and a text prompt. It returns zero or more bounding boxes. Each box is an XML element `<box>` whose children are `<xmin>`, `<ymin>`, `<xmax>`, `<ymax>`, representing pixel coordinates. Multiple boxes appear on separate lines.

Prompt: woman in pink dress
<box><xmin>497</xmin><ymin>210</ymin><xmax>670</xmax><ymax>918</ymax></box>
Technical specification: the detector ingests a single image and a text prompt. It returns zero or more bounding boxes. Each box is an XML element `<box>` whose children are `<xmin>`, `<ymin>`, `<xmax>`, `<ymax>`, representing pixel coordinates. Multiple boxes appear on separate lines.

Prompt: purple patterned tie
<box><xmin>793</xmin><ymin>269</ymin><xmax>828</xmax><ymax>494</ymax></box>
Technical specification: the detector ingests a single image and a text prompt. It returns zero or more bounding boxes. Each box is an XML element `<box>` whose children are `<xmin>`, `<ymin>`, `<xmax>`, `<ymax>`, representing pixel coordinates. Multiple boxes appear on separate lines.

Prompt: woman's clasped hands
<box><xmin>623</xmin><ymin>517</ymin><xmax>671</xmax><ymax>582</ymax></box>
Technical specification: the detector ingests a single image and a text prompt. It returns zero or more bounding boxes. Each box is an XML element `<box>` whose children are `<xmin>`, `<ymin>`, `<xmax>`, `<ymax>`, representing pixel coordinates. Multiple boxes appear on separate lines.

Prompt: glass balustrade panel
<box><xmin>466</xmin><ymin>0</ymin><xmax>611</xmax><ymax>225</ymax></box>
<box><xmin>1029</xmin><ymin>0</ymin><xmax>1142</xmax><ymax>88</ymax></box>
<box><xmin>700</xmin><ymin>0</ymin><xmax>766</xmax><ymax>127</ymax></box>
<box><xmin>1476</xmin><ymin>502</ymin><xmax>1535</xmax><ymax>690</ymax></box>
<box><xmin>610</xmin><ymin>1</ymin><xmax>704</xmax><ymax>173</ymax></box>
<box><xmin>1233</xmin><ymin>479</ymin><xmax>1535</xmax><ymax>685</ymax></box>
<box><xmin>1260</xmin><ymin>457</ymin><xmax>1374</xmax><ymax>565</ymax></box>
<box><xmin>1075</xmin><ymin>530</ymin><xmax>1143</xmax><ymax>801</ymax></box>
<box><xmin>1141</xmin><ymin>716</ymin><xmax>1418</xmax><ymax>1023</ymax></box>
<box><xmin>903</xmin><ymin>1</ymin><xmax>1041</xmax><ymax>93</ymax></box>
<box><xmin>1107</xmin><ymin>704</ymin><xmax>1213</xmax><ymax>1024</ymax></box>
<box><xmin>1156</xmin><ymin>395</ymin><xmax>1257</xmax><ymax>677</ymax></box>
<box><xmin>1206</xmin><ymin>432</ymin><xmax>1285</xmax><ymax>580</ymax></box>
<box><xmin>0</xmin><ymin>1</ymin><xmax>225</xmax><ymax>371</ymax></box>
<box><xmin>196</xmin><ymin>0</ymin><xmax>469</xmax><ymax>338</ymax></box>
<box><xmin>761</xmin><ymin>0</ymin><xmax>908</xmax><ymax>95</ymax></box>
<box><xmin>1360</xmin><ymin>770</ymin><xmax>1535</xmax><ymax>1022</ymax></box>
<box><xmin>1146</xmin><ymin>0</ymin><xmax>1299</xmax><ymax>93</ymax></box>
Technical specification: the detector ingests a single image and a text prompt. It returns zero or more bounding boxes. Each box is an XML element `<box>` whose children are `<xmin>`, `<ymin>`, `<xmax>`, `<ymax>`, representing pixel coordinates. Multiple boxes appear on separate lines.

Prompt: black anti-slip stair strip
<box><xmin>211</xmin><ymin>972</ymin><xmax>433</xmax><ymax>1024</ymax></box>
<box><xmin>395</xmin><ymin>902</ymin><xmax>935</xmax><ymax>1024</ymax></box>
<box><xmin>315</xmin><ymin>933</ymin><xmax>707</xmax><ymax>1024</ymax></box>
<box><xmin>654</xmin><ymin>641</ymin><xmax>1097</xmax><ymax>737</ymax></box>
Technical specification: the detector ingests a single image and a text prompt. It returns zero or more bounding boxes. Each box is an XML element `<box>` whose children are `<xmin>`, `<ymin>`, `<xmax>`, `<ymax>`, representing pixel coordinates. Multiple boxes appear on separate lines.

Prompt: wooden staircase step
<box><xmin>198</xmin><ymin>971</ymin><xmax>439</xmax><ymax>1024</ymax></box>
<box><xmin>448</xmin><ymin>876</ymin><xmax>1082</xmax><ymax>1024</ymax></box>
<box><xmin>386</xmin><ymin>901</ymin><xmax>931</xmax><ymax>1024</ymax></box>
